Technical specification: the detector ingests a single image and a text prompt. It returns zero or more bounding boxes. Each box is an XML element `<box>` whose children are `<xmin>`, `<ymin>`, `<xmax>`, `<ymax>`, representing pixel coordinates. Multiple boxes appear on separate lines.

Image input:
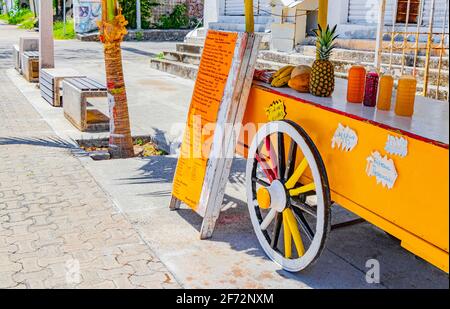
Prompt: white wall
<box><xmin>203</xmin><ymin>0</ymin><xmax>219</xmax><ymax>28</ymax></box>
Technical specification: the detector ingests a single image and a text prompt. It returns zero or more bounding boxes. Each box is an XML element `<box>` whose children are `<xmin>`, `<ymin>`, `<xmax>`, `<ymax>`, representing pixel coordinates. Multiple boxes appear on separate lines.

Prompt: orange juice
<box><xmin>395</xmin><ymin>75</ymin><xmax>417</xmax><ymax>117</ymax></box>
<box><xmin>347</xmin><ymin>65</ymin><xmax>366</xmax><ymax>103</ymax></box>
<box><xmin>377</xmin><ymin>74</ymin><xmax>394</xmax><ymax>110</ymax></box>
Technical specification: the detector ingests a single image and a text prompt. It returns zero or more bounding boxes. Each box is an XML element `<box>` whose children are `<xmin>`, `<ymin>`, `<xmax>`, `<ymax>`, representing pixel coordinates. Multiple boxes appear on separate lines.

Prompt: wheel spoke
<box><xmin>289</xmin><ymin>182</ymin><xmax>316</xmax><ymax>196</ymax></box>
<box><xmin>285</xmin><ymin>157</ymin><xmax>309</xmax><ymax>189</ymax></box>
<box><xmin>284</xmin><ymin>138</ymin><xmax>297</xmax><ymax>181</ymax></box>
<box><xmin>284</xmin><ymin>209</ymin><xmax>305</xmax><ymax>257</ymax></box>
<box><xmin>290</xmin><ymin>198</ymin><xmax>317</xmax><ymax>217</ymax></box>
<box><xmin>252</xmin><ymin>177</ymin><xmax>270</xmax><ymax>187</ymax></box>
<box><xmin>282</xmin><ymin>211</ymin><xmax>292</xmax><ymax>258</ymax></box>
<box><xmin>265</xmin><ymin>136</ymin><xmax>279</xmax><ymax>179</ymax></box>
<box><xmin>270</xmin><ymin>212</ymin><xmax>282</xmax><ymax>249</ymax></box>
<box><xmin>292</xmin><ymin>207</ymin><xmax>315</xmax><ymax>241</ymax></box>
<box><xmin>260</xmin><ymin>208</ymin><xmax>277</xmax><ymax>231</ymax></box>
<box><xmin>277</xmin><ymin>133</ymin><xmax>285</xmax><ymax>182</ymax></box>
<box><xmin>255</xmin><ymin>153</ymin><xmax>276</xmax><ymax>182</ymax></box>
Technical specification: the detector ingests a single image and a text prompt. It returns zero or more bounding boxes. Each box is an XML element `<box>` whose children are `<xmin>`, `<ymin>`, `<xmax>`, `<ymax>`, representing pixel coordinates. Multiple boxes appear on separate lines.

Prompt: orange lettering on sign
<box><xmin>172</xmin><ymin>30</ymin><xmax>238</xmax><ymax>211</ymax></box>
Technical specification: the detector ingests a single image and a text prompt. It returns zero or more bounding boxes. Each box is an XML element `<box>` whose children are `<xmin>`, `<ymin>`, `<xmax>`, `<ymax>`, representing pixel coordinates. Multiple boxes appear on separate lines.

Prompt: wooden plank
<box><xmin>40</xmin><ymin>84</ymin><xmax>54</xmax><ymax>99</ymax></box>
<box><xmin>66</xmin><ymin>78</ymin><xmax>89</xmax><ymax>91</ymax></box>
<box><xmin>41</xmin><ymin>91</ymin><xmax>53</xmax><ymax>104</ymax></box>
<box><xmin>39</xmin><ymin>69</ymin><xmax>52</xmax><ymax>82</ymax></box>
<box><xmin>169</xmin><ymin>196</ymin><xmax>181</xmax><ymax>211</ymax></box>
<box><xmin>24</xmin><ymin>51</ymin><xmax>39</xmax><ymax>58</ymax></box>
<box><xmin>199</xmin><ymin>33</ymin><xmax>262</xmax><ymax>239</ymax></box>
<box><xmin>78</xmin><ymin>78</ymin><xmax>103</xmax><ymax>91</ymax></box>
<box><xmin>40</xmin><ymin>77</ymin><xmax>54</xmax><ymax>89</ymax></box>
<box><xmin>85</xmin><ymin>78</ymin><xmax>107</xmax><ymax>90</ymax></box>
<box><xmin>39</xmin><ymin>78</ymin><xmax>53</xmax><ymax>95</ymax></box>
<box><xmin>73</xmin><ymin>78</ymin><xmax>93</xmax><ymax>90</ymax></box>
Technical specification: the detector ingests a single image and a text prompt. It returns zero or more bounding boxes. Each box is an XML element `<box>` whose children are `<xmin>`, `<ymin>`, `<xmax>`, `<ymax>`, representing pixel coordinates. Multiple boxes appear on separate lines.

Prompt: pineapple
<box><xmin>309</xmin><ymin>24</ymin><xmax>338</xmax><ymax>97</ymax></box>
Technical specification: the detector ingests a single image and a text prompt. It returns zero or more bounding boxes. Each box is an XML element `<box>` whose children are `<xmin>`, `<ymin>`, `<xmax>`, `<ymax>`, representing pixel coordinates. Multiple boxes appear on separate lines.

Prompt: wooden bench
<box><xmin>13</xmin><ymin>45</ymin><xmax>20</xmax><ymax>72</ymax></box>
<box><xmin>21</xmin><ymin>51</ymin><xmax>40</xmax><ymax>82</ymax></box>
<box><xmin>63</xmin><ymin>77</ymin><xmax>110</xmax><ymax>132</ymax></box>
<box><xmin>18</xmin><ymin>37</ymin><xmax>38</xmax><ymax>74</ymax></box>
<box><xmin>40</xmin><ymin>68</ymin><xmax>85</xmax><ymax>107</ymax></box>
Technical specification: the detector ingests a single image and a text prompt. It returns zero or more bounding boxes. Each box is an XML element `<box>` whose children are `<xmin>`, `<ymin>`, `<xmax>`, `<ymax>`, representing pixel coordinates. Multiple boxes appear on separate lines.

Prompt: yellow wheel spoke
<box><xmin>285</xmin><ymin>158</ymin><xmax>308</xmax><ymax>189</ymax></box>
<box><xmin>284</xmin><ymin>209</ymin><xmax>305</xmax><ymax>256</ymax></box>
<box><xmin>289</xmin><ymin>182</ymin><xmax>316</xmax><ymax>197</ymax></box>
<box><xmin>283</xmin><ymin>211</ymin><xmax>292</xmax><ymax>258</ymax></box>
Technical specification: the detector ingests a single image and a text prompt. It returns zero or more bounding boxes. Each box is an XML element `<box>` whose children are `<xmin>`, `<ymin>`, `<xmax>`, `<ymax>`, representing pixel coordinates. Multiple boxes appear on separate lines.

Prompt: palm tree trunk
<box><xmin>99</xmin><ymin>0</ymin><xmax>134</xmax><ymax>158</ymax></box>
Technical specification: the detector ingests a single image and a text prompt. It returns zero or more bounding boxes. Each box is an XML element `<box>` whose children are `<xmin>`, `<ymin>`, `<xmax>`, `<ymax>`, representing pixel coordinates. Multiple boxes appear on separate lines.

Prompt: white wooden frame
<box><xmin>170</xmin><ymin>31</ymin><xmax>262</xmax><ymax>239</ymax></box>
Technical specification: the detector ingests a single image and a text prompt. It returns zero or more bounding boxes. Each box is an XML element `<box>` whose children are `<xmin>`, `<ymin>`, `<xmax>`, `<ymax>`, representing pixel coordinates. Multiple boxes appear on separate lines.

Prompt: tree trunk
<box><xmin>99</xmin><ymin>0</ymin><xmax>134</xmax><ymax>158</ymax></box>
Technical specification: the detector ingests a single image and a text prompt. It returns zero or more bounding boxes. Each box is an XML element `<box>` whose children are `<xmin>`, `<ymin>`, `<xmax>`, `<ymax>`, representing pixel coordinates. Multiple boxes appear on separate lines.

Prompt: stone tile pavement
<box><xmin>0</xmin><ymin>71</ymin><xmax>181</xmax><ymax>288</ymax></box>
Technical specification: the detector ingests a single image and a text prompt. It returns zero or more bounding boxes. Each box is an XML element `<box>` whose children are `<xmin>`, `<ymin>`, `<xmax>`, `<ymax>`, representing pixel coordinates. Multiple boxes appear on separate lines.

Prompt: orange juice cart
<box><xmin>236</xmin><ymin>78</ymin><xmax>449</xmax><ymax>273</ymax></box>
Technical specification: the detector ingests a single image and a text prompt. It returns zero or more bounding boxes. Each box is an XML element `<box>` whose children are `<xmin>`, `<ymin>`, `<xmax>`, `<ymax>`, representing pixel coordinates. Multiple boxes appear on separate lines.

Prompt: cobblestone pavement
<box><xmin>0</xmin><ymin>70</ymin><xmax>181</xmax><ymax>288</ymax></box>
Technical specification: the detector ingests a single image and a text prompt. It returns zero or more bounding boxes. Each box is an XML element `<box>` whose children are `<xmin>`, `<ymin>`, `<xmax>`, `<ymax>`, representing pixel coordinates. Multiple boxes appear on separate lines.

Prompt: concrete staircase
<box><xmin>150</xmin><ymin>43</ymin><xmax>202</xmax><ymax>81</ymax></box>
<box><xmin>150</xmin><ymin>38</ymin><xmax>449</xmax><ymax>101</ymax></box>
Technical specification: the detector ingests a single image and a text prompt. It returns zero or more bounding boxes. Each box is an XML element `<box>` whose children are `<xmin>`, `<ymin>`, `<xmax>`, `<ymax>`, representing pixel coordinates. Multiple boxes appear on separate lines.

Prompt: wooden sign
<box><xmin>170</xmin><ymin>30</ymin><xmax>261</xmax><ymax>239</ymax></box>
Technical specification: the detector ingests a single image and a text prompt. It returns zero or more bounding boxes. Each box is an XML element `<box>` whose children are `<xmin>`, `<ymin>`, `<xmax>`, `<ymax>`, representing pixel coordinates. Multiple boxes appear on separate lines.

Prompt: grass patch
<box><xmin>5</xmin><ymin>9</ymin><xmax>34</xmax><ymax>25</ymax></box>
<box><xmin>18</xmin><ymin>16</ymin><xmax>37</xmax><ymax>30</ymax></box>
<box><xmin>53</xmin><ymin>19</ymin><xmax>76</xmax><ymax>40</ymax></box>
<box><xmin>0</xmin><ymin>14</ymin><xmax>8</xmax><ymax>21</ymax></box>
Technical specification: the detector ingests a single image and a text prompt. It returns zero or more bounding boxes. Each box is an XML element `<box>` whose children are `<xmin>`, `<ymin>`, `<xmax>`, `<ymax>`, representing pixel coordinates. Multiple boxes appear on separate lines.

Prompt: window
<box><xmin>396</xmin><ymin>0</ymin><xmax>421</xmax><ymax>24</ymax></box>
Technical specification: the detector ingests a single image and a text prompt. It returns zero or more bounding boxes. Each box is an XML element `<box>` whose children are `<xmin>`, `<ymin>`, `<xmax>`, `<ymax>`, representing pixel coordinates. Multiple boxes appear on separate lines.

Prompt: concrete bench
<box><xmin>13</xmin><ymin>45</ymin><xmax>20</xmax><ymax>72</ymax></box>
<box><xmin>63</xmin><ymin>77</ymin><xmax>110</xmax><ymax>132</ymax></box>
<box><xmin>21</xmin><ymin>51</ymin><xmax>40</xmax><ymax>82</ymax></box>
<box><xmin>40</xmin><ymin>68</ymin><xmax>85</xmax><ymax>107</ymax></box>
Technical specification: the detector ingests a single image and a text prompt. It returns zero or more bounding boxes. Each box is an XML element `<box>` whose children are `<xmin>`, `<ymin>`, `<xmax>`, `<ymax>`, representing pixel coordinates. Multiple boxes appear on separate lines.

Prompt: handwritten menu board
<box><xmin>172</xmin><ymin>30</ymin><xmax>238</xmax><ymax>212</ymax></box>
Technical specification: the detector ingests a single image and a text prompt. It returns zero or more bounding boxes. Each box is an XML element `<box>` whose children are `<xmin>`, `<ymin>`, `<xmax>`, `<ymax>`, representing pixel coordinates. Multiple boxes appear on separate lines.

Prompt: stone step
<box><xmin>185</xmin><ymin>36</ymin><xmax>206</xmax><ymax>45</ymax></box>
<box><xmin>163</xmin><ymin>51</ymin><xmax>201</xmax><ymax>66</ymax></box>
<box><xmin>176</xmin><ymin>43</ymin><xmax>203</xmax><ymax>54</ymax></box>
<box><xmin>150</xmin><ymin>58</ymin><xmax>198</xmax><ymax>80</ymax></box>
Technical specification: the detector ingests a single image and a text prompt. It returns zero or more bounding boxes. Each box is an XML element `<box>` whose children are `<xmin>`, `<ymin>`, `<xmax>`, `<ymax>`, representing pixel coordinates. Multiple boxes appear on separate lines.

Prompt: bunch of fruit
<box><xmin>268</xmin><ymin>24</ymin><xmax>338</xmax><ymax>98</ymax></box>
<box><xmin>270</xmin><ymin>65</ymin><xmax>294</xmax><ymax>87</ymax></box>
<box><xmin>270</xmin><ymin>64</ymin><xmax>312</xmax><ymax>93</ymax></box>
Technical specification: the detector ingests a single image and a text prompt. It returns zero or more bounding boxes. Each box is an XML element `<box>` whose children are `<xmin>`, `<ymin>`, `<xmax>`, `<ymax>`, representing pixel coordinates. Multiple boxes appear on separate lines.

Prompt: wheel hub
<box><xmin>256</xmin><ymin>180</ymin><xmax>286</xmax><ymax>212</ymax></box>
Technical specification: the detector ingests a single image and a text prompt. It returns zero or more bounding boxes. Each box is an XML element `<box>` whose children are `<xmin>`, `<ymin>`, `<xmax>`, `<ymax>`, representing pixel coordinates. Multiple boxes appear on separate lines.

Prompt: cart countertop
<box><xmin>253</xmin><ymin>79</ymin><xmax>449</xmax><ymax>147</ymax></box>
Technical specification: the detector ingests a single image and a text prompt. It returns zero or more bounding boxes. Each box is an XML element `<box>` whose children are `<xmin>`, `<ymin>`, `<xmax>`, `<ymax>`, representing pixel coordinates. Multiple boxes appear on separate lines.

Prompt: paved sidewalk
<box><xmin>0</xmin><ymin>71</ymin><xmax>180</xmax><ymax>288</ymax></box>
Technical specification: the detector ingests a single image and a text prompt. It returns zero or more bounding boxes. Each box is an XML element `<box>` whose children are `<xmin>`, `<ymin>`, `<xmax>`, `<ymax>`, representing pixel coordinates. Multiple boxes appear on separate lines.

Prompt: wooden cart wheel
<box><xmin>246</xmin><ymin>120</ymin><xmax>331</xmax><ymax>272</ymax></box>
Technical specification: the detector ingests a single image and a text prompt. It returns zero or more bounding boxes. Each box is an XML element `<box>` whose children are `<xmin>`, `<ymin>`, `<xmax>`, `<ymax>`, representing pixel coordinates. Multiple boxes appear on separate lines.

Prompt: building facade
<box><xmin>203</xmin><ymin>0</ymin><xmax>449</xmax><ymax>51</ymax></box>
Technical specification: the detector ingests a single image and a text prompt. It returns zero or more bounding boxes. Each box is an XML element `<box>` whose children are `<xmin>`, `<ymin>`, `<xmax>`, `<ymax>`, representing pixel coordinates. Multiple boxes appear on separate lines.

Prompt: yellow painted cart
<box><xmin>237</xmin><ymin>78</ymin><xmax>449</xmax><ymax>273</ymax></box>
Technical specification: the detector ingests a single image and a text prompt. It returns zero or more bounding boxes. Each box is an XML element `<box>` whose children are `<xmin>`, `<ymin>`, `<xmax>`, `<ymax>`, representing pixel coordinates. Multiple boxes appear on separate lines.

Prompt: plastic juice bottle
<box><xmin>377</xmin><ymin>74</ymin><xmax>394</xmax><ymax>110</ymax></box>
<box><xmin>395</xmin><ymin>75</ymin><xmax>417</xmax><ymax>117</ymax></box>
<box><xmin>363</xmin><ymin>71</ymin><xmax>379</xmax><ymax>107</ymax></box>
<box><xmin>347</xmin><ymin>65</ymin><xmax>366</xmax><ymax>103</ymax></box>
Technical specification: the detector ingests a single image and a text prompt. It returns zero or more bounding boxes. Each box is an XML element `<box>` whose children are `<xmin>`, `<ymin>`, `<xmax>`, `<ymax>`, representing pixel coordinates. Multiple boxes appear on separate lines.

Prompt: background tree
<box><xmin>98</xmin><ymin>0</ymin><xmax>134</xmax><ymax>158</ymax></box>
<box><xmin>118</xmin><ymin>0</ymin><xmax>159</xmax><ymax>29</ymax></box>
